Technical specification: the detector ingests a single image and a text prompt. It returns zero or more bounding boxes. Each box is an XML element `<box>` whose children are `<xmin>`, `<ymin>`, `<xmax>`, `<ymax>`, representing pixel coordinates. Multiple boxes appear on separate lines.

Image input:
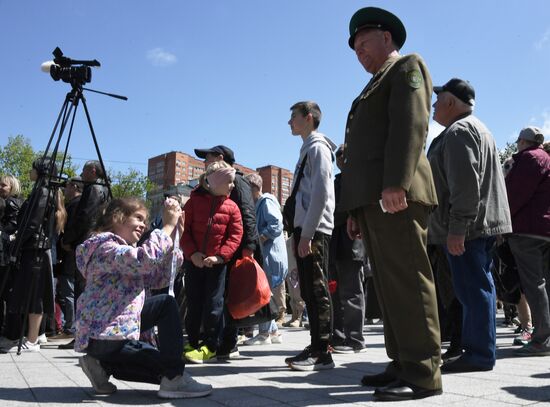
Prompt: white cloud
<box><xmin>146</xmin><ymin>48</ymin><xmax>177</xmax><ymax>67</ymax></box>
<box><xmin>534</xmin><ymin>28</ymin><xmax>550</xmax><ymax>50</ymax></box>
<box><xmin>426</xmin><ymin>121</ymin><xmax>444</xmax><ymax>148</ymax></box>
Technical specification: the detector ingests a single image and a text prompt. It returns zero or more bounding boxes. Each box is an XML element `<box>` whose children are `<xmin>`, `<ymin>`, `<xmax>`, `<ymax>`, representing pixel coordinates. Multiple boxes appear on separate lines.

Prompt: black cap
<box><xmin>348</xmin><ymin>7</ymin><xmax>406</xmax><ymax>50</ymax></box>
<box><xmin>194</xmin><ymin>145</ymin><xmax>235</xmax><ymax>165</ymax></box>
<box><xmin>434</xmin><ymin>78</ymin><xmax>476</xmax><ymax>106</ymax></box>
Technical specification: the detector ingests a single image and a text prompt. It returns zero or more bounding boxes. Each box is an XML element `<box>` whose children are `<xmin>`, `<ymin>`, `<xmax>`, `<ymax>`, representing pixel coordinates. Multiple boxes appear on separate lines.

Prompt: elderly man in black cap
<box><xmin>194</xmin><ymin>145</ymin><xmax>260</xmax><ymax>360</ymax></box>
<box><xmin>340</xmin><ymin>7</ymin><xmax>442</xmax><ymax>401</ymax></box>
<box><xmin>429</xmin><ymin>78</ymin><xmax>511</xmax><ymax>372</ymax></box>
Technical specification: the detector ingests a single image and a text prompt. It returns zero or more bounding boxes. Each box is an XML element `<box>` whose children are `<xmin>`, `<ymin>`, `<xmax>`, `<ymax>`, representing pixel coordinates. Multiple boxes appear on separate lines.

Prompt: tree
<box><xmin>499</xmin><ymin>142</ymin><xmax>517</xmax><ymax>164</ymax></box>
<box><xmin>109</xmin><ymin>168</ymin><xmax>154</xmax><ymax>200</ymax></box>
<box><xmin>0</xmin><ymin>135</ymin><xmax>36</xmax><ymax>196</ymax></box>
<box><xmin>0</xmin><ymin>134</ymin><xmax>79</xmax><ymax>197</ymax></box>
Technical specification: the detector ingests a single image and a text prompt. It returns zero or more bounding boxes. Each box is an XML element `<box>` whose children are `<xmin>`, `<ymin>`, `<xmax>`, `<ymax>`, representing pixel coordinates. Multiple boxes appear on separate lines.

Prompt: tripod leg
<box><xmin>80</xmin><ymin>96</ymin><xmax>112</xmax><ymax>199</ymax></box>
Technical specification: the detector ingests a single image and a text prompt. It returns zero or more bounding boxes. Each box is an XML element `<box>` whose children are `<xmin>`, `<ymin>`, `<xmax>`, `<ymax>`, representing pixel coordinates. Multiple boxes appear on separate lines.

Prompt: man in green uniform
<box><xmin>340</xmin><ymin>7</ymin><xmax>442</xmax><ymax>401</ymax></box>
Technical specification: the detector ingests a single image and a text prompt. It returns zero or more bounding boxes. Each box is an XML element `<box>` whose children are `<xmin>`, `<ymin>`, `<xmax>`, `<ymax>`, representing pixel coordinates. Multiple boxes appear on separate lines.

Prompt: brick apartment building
<box><xmin>147</xmin><ymin>151</ymin><xmax>292</xmax><ymax>216</ymax></box>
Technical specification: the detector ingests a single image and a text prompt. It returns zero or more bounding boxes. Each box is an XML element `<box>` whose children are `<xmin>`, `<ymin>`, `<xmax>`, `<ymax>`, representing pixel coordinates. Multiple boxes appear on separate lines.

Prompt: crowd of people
<box><xmin>0</xmin><ymin>5</ymin><xmax>549</xmax><ymax>403</ymax></box>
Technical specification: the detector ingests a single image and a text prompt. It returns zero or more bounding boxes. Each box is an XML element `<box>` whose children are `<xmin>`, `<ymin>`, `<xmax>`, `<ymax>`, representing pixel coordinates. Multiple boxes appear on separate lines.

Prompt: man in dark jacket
<box><xmin>194</xmin><ymin>145</ymin><xmax>260</xmax><ymax>359</ymax></box>
<box><xmin>506</xmin><ymin>126</ymin><xmax>550</xmax><ymax>356</ymax></box>
<box><xmin>51</xmin><ymin>177</ymin><xmax>83</xmax><ymax>338</ymax></box>
<box><xmin>60</xmin><ymin>161</ymin><xmax>109</xmax><ymax>349</ymax></box>
<box><xmin>330</xmin><ymin>145</ymin><xmax>366</xmax><ymax>354</ymax></box>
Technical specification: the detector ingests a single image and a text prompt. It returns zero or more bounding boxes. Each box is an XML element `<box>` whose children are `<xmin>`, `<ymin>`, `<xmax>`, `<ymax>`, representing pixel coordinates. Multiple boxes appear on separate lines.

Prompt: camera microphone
<box><xmin>41</xmin><ymin>60</ymin><xmax>56</xmax><ymax>73</ymax></box>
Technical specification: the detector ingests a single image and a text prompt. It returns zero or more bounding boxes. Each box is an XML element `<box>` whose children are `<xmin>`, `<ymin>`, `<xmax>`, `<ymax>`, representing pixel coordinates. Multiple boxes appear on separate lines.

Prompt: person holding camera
<box><xmin>3</xmin><ymin>158</ymin><xmax>66</xmax><ymax>353</ymax></box>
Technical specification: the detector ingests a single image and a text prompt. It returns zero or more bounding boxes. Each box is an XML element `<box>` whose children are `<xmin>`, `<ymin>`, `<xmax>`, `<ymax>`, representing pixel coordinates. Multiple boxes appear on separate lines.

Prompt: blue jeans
<box><xmin>87</xmin><ymin>294</ymin><xmax>185</xmax><ymax>384</ymax></box>
<box><xmin>444</xmin><ymin>237</ymin><xmax>496</xmax><ymax>367</ymax></box>
<box><xmin>56</xmin><ymin>274</ymin><xmax>74</xmax><ymax>332</ymax></box>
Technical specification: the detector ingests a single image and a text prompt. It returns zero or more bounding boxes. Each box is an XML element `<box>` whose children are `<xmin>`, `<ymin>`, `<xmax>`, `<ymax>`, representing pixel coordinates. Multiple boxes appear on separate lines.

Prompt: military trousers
<box><xmin>293</xmin><ymin>228</ymin><xmax>332</xmax><ymax>352</ymax></box>
<box><xmin>356</xmin><ymin>202</ymin><xmax>442</xmax><ymax>390</ymax></box>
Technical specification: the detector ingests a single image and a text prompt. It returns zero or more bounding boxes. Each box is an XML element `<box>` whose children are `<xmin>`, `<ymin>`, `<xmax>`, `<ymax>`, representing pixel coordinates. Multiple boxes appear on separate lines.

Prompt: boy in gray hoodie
<box><xmin>284</xmin><ymin>101</ymin><xmax>336</xmax><ymax>371</ymax></box>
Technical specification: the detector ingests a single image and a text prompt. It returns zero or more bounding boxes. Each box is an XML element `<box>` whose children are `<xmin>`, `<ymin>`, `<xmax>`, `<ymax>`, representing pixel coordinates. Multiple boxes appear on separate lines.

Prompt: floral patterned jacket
<box><xmin>74</xmin><ymin>229</ymin><xmax>182</xmax><ymax>352</ymax></box>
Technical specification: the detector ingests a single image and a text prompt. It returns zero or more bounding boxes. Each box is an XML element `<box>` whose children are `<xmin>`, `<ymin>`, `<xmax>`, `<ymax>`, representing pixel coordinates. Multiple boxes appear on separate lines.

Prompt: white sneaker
<box><xmin>158</xmin><ymin>372</ymin><xmax>212</xmax><ymax>399</ymax></box>
<box><xmin>270</xmin><ymin>333</ymin><xmax>283</xmax><ymax>344</ymax></box>
<box><xmin>3</xmin><ymin>340</ymin><xmax>40</xmax><ymax>353</ymax></box>
<box><xmin>79</xmin><ymin>355</ymin><xmax>117</xmax><ymax>394</ymax></box>
<box><xmin>37</xmin><ymin>333</ymin><xmax>48</xmax><ymax>344</ymax></box>
<box><xmin>244</xmin><ymin>334</ymin><xmax>271</xmax><ymax>346</ymax></box>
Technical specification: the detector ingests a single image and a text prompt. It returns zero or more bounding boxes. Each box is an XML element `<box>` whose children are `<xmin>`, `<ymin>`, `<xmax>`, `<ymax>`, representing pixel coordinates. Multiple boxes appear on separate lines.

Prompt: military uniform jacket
<box><xmin>340</xmin><ymin>54</ymin><xmax>438</xmax><ymax>212</ymax></box>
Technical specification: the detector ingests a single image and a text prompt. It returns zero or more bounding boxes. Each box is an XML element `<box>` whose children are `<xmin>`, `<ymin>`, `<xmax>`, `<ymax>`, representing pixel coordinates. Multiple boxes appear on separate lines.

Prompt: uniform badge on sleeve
<box><xmin>407</xmin><ymin>70</ymin><xmax>422</xmax><ymax>89</ymax></box>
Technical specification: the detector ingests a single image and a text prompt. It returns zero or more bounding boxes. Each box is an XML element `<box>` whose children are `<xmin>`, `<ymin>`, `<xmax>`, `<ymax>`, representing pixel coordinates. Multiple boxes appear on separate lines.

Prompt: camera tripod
<box><xmin>0</xmin><ymin>64</ymin><xmax>126</xmax><ymax>354</ymax></box>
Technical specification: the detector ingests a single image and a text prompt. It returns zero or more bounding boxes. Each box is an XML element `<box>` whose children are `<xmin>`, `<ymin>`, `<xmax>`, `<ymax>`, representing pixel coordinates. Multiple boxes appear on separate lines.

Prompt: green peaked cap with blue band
<box><xmin>348</xmin><ymin>7</ymin><xmax>407</xmax><ymax>50</ymax></box>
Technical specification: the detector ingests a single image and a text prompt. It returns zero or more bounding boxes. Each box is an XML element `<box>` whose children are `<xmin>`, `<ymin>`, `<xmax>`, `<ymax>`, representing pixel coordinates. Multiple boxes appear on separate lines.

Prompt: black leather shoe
<box><xmin>374</xmin><ymin>380</ymin><xmax>442</xmax><ymax>401</ymax></box>
<box><xmin>361</xmin><ymin>371</ymin><xmax>396</xmax><ymax>387</ymax></box>
<box><xmin>440</xmin><ymin>356</ymin><xmax>493</xmax><ymax>373</ymax></box>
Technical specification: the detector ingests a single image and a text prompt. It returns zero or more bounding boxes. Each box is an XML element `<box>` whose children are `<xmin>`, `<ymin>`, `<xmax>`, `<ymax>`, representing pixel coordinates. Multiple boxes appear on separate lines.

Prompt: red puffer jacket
<box><xmin>181</xmin><ymin>187</ymin><xmax>243</xmax><ymax>262</ymax></box>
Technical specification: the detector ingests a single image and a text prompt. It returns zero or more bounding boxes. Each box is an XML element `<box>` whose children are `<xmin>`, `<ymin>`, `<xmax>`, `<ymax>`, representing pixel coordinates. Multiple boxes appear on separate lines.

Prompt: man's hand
<box><xmin>191</xmin><ymin>252</ymin><xmax>206</xmax><ymax>268</ymax></box>
<box><xmin>381</xmin><ymin>187</ymin><xmax>408</xmax><ymax>214</ymax></box>
<box><xmin>447</xmin><ymin>234</ymin><xmax>466</xmax><ymax>256</ymax></box>
<box><xmin>297</xmin><ymin>237</ymin><xmax>312</xmax><ymax>258</ymax></box>
<box><xmin>346</xmin><ymin>216</ymin><xmax>361</xmax><ymax>240</ymax></box>
<box><xmin>242</xmin><ymin>248</ymin><xmax>254</xmax><ymax>258</ymax></box>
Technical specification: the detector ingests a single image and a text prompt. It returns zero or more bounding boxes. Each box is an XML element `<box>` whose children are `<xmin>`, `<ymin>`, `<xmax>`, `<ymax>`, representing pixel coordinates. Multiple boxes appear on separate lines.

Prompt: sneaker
<box><xmin>270</xmin><ymin>333</ymin><xmax>283</xmax><ymax>344</ymax></box>
<box><xmin>283</xmin><ymin>318</ymin><xmax>302</xmax><ymax>328</ymax></box>
<box><xmin>158</xmin><ymin>372</ymin><xmax>212</xmax><ymax>399</ymax></box>
<box><xmin>514</xmin><ymin>325</ymin><xmax>524</xmax><ymax>334</ymax></box>
<box><xmin>332</xmin><ymin>344</ymin><xmax>367</xmax><ymax>354</ymax></box>
<box><xmin>513</xmin><ymin>329</ymin><xmax>533</xmax><ymax>346</ymax></box>
<box><xmin>37</xmin><ymin>333</ymin><xmax>48</xmax><ymax>344</ymax></box>
<box><xmin>217</xmin><ymin>346</ymin><xmax>240</xmax><ymax>360</ymax></box>
<box><xmin>441</xmin><ymin>347</ymin><xmax>463</xmax><ymax>361</ymax></box>
<box><xmin>285</xmin><ymin>345</ymin><xmax>311</xmax><ymax>366</ymax></box>
<box><xmin>58</xmin><ymin>339</ymin><xmax>75</xmax><ymax>349</ymax></box>
<box><xmin>3</xmin><ymin>339</ymin><xmax>40</xmax><ymax>353</ymax></box>
<box><xmin>183</xmin><ymin>343</ymin><xmax>195</xmax><ymax>354</ymax></box>
<box><xmin>290</xmin><ymin>351</ymin><xmax>335</xmax><ymax>371</ymax></box>
<box><xmin>236</xmin><ymin>334</ymin><xmax>248</xmax><ymax>345</ymax></box>
<box><xmin>184</xmin><ymin>345</ymin><xmax>216</xmax><ymax>364</ymax></box>
<box><xmin>514</xmin><ymin>342</ymin><xmax>550</xmax><ymax>356</ymax></box>
<box><xmin>48</xmin><ymin>331</ymin><xmax>74</xmax><ymax>341</ymax></box>
<box><xmin>79</xmin><ymin>355</ymin><xmax>117</xmax><ymax>394</ymax></box>
<box><xmin>244</xmin><ymin>334</ymin><xmax>271</xmax><ymax>346</ymax></box>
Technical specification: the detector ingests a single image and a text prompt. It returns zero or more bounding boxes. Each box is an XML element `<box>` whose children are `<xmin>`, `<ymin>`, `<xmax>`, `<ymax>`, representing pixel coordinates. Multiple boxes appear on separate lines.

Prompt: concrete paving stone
<box><xmin>483</xmin><ymin>385</ymin><xmax>550</xmax><ymax>405</ymax></box>
<box><xmin>448</xmin><ymin>397</ymin><xmax>520</xmax><ymax>406</ymax></box>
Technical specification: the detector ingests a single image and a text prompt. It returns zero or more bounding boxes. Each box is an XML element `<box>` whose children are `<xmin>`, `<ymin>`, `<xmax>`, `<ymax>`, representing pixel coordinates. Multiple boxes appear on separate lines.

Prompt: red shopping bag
<box><xmin>226</xmin><ymin>257</ymin><xmax>272</xmax><ymax>319</ymax></box>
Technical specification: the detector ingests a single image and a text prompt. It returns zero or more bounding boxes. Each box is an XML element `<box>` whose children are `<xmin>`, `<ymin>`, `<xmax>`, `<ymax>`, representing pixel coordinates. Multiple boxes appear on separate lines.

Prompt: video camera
<box><xmin>41</xmin><ymin>47</ymin><xmax>100</xmax><ymax>86</ymax></box>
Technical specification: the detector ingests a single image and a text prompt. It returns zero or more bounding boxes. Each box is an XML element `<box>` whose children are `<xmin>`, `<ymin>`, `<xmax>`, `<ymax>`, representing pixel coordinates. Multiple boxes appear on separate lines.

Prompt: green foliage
<box><xmin>0</xmin><ymin>135</ymin><xmax>36</xmax><ymax>196</ymax></box>
<box><xmin>499</xmin><ymin>142</ymin><xmax>517</xmax><ymax>164</ymax></box>
<box><xmin>0</xmin><ymin>135</ymin><xmax>81</xmax><ymax>197</ymax></box>
<box><xmin>109</xmin><ymin>168</ymin><xmax>153</xmax><ymax>201</ymax></box>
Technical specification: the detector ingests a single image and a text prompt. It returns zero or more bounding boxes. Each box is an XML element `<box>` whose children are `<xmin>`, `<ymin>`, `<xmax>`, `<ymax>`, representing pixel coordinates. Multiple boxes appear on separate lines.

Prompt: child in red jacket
<box><xmin>181</xmin><ymin>161</ymin><xmax>243</xmax><ymax>363</ymax></box>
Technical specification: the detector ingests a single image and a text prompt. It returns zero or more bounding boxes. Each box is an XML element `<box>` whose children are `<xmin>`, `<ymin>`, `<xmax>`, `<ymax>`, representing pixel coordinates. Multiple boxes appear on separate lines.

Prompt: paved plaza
<box><xmin>1</xmin><ymin>314</ymin><xmax>550</xmax><ymax>406</ymax></box>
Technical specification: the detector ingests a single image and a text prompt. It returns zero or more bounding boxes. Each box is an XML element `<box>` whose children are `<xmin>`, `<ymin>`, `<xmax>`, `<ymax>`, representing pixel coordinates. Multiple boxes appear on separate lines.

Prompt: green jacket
<box><xmin>340</xmin><ymin>54</ymin><xmax>438</xmax><ymax>212</ymax></box>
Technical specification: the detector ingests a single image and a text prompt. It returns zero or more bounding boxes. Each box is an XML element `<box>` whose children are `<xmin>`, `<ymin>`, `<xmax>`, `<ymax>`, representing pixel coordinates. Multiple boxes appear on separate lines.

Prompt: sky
<box><xmin>1</xmin><ymin>0</ymin><xmax>550</xmax><ymax>176</ymax></box>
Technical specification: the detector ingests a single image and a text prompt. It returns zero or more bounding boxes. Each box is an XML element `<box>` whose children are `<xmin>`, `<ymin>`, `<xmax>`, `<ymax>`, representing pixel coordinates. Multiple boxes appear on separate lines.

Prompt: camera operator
<box><xmin>60</xmin><ymin>161</ymin><xmax>109</xmax><ymax>349</ymax></box>
<box><xmin>49</xmin><ymin>177</ymin><xmax>83</xmax><ymax>339</ymax></box>
<box><xmin>3</xmin><ymin>158</ymin><xmax>66</xmax><ymax>353</ymax></box>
